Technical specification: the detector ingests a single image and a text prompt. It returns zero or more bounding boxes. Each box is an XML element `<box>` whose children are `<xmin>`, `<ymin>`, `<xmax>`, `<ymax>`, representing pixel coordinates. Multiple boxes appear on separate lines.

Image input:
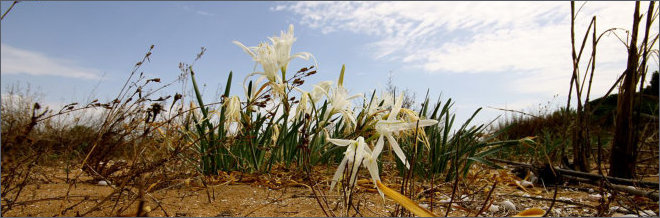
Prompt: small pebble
<box><xmin>558</xmin><ymin>196</ymin><xmax>572</xmax><ymax>202</ymax></box>
<box><xmin>439</xmin><ymin>198</ymin><xmax>451</xmax><ymax>203</ymax></box>
<box><xmin>588</xmin><ymin>194</ymin><xmax>602</xmax><ymax>199</ymax></box>
<box><xmin>501</xmin><ymin>200</ymin><xmax>516</xmax><ymax>211</ymax></box>
<box><xmin>488</xmin><ymin>204</ymin><xmax>500</xmax><ymax>213</ymax></box>
<box><xmin>528</xmin><ymin>172</ymin><xmax>538</xmax><ymax>183</ymax></box>
<box><xmin>552</xmin><ymin>208</ymin><xmax>562</xmax><ymax>216</ymax></box>
<box><xmin>460</xmin><ymin>195</ymin><xmax>468</xmax><ymax>201</ymax></box>
<box><xmin>97</xmin><ymin>180</ymin><xmax>109</xmax><ymax>186</ymax></box>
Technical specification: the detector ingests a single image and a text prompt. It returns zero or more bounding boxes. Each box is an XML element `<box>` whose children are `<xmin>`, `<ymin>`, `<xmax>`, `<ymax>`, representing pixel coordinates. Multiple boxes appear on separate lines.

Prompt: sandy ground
<box><xmin>2</xmin><ymin>165</ymin><xmax>394</xmax><ymax>217</ymax></box>
<box><xmin>2</xmin><ymin>163</ymin><xmax>658</xmax><ymax>217</ymax></box>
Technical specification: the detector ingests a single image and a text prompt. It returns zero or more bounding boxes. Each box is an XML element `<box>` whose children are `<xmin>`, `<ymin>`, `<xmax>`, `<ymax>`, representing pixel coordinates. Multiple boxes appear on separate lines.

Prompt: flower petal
<box><xmin>373</xmin><ymin>135</ymin><xmax>385</xmax><ymax>159</ymax></box>
<box><xmin>363</xmin><ymin>156</ymin><xmax>384</xmax><ymax>199</ymax></box>
<box><xmin>340</xmin><ymin>110</ymin><xmax>357</xmax><ymax>129</ymax></box>
<box><xmin>329</xmin><ymin>157</ymin><xmax>348</xmax><ymax>192</ymax></box>
<box><xmin>327</xmin><ymin>138</ymin><xmax>355</xmax><ymax>147</ymax></box>
<box><xmin>290</xmin><ymin>52</ymin><xmax>312</xmax><ymax>61</ymax></box>
<box><xmin>348</xmin><ymin>158</ymin><xmax>362</xmax><ymax>189</ymax></box>
<box><xmin>416</xmin><ymin>119</ymin><xmax>439</xmax><ymax>127</ymax></box>
<box><xmin>386</xmin><ymin>134</ymin><xmax>410</xmax><ymax>169</ymax></box>
<box><xmin>346</xmin><ymin>93</ymin><xmax>364</xmax><ymax>101</ymax></box>
<box><xmin>232</xmin><ymin>41</ymin><xmax>257</xmax><ymax>59</ymax></box>
<box><xmin>388</xmin><ymin>93</ymin><xmax>404</xmax><ymax>121</ymax></box>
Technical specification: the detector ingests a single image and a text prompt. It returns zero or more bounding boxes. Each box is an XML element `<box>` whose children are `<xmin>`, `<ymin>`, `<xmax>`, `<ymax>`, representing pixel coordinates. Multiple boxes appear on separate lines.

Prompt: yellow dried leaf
<box><xmin>513</xmin><ymin>208</ymin><xmax>545</xmax><ymax>217</ymax></box>
<box><xmin>376</xmin><ymin>180</ymin><xmax>436</xmax><ymax>217</ymax></box>
<box><xmin>513</xmin><ymin>180</ymin><xmax>529</xmax><ymax>193</ymax></box>
<box><xmin>357</xmin><ymin>178</ymin><xmax>371</xmax><ymax>185</ymax></box>
<box><xmin>146</xmin><ymin>182</ymin><xmax>159</xmax><ymax>192</ymax></box>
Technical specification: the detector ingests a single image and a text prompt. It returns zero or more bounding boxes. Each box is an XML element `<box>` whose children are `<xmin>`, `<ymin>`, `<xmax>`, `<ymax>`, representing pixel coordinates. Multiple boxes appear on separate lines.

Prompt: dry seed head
<box><xmin>271</xmin><ymin>125</ymin><xmax>280</xmax><ymax>146</ymax></box>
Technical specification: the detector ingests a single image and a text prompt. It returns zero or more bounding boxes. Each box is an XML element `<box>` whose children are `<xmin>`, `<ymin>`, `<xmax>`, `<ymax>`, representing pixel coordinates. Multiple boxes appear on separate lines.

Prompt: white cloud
<box><xmin>182</xmin><ymin>5</ymin><xmax>215</xmax><ymax>16</ymax></box>
<box><xmin>1</xmin><ymin>43</ymin><xmax>101</xmax><ymax>79</ymax></box>
<box><xmin>274</xmin><ymin>1</ymin><xmax>659</xmax><ymax>98</ymax></box>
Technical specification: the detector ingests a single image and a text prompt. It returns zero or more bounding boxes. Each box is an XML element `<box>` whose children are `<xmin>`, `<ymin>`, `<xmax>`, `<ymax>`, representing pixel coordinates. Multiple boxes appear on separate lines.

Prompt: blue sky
<box><xmin>1</xmin><ymin>1</ymin><xmax>658</xmax><ymax>126</ymax></box>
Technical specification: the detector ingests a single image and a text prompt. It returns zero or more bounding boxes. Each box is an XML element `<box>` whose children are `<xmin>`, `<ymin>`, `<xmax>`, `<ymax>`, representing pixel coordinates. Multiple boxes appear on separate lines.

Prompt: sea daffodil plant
<box><xmin>373</xmin><ymin>92</ymin><xmax>438</xmax><ymax>169</ymax></box>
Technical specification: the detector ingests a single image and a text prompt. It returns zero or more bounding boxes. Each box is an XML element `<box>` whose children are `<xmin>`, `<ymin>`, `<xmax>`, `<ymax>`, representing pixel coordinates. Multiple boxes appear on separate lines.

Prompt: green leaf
<box><xmin>467</xmin><ymin>157</ymin><xmax>502</xmax><ymax>169</ymax></box>
<box><xmin>224</xmin><ymin>71</ymin><xmax>233</xmax><ymax>97</ymax></box>
<box><xmin>338</xmin><ymin>64</ymin><xmax>345</xmax><ymax>87</ymax></box>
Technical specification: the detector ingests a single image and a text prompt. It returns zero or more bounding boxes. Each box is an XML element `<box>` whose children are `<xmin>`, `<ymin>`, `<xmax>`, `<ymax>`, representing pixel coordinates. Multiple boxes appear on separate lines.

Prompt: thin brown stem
<box><xmin>474</xmin><ymin>181</ymin><xmax>497</xmax><ymax>217</ymax></box>
<box><xmin>1</xmin><ymin>1</ymin><xmax>18</xmax><ymax>20</ymax></box>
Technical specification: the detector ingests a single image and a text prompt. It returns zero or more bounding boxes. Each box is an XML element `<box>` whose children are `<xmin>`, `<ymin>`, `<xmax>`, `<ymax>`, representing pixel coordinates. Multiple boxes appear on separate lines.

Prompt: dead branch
<box><xmin>502</xmin><ymin>194</ymin><xmax>597</xmax><ymax>208</ymax></box>
<box><xmin>555</xmin><ymin>168</ymin><xmax>658</xmax><ymax>188</ymax></box>
<box><xmin>613</xmin><ymin>183</ymin><xmax>658</xmax><ymax>201</ymax></box>
<box><xmin>487</xmin><ymin>158</ymin><xmax>659</xmax><ymax>188</ymax></box>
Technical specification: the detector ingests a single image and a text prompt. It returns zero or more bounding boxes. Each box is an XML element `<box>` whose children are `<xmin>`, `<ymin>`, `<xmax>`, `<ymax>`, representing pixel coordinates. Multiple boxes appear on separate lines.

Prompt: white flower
<box><xmin>361</xmin><ymin>91</ymin><xmax>392</xmax><ymax>124</ymax></box>
<box><xmin>327</xmin><ymin>136</ymin><xmax>383</xmax><ymax>199</ymax></box>
<box><xmin>234</xmin><ymin>24</ymin><xmax>313</xmax><ymax>101</ymax></box>
<box><xmin>362</xmin><ymin>146</ymin><xmax>383</xmax><ymax>199</ymax></box>
<box><xmin>292</xmin><ymin>87</ymin><xmax>311</xmax><ymax>119</ymax></box>
<box><xmin>380</xmin><ymin>91</ymin><xmax>395</xmax><ymax>109</ymax></box>
<box><xmin>365</xmin><ymin>93</ymin><xmax>381</xmax><ymax>117</ymax></box>
<box><xmin>327</xmin><ymin>137</ymin><xmax>364</xmax><ymax>191</ymax></box>
<box><xmin>234</xmin><ymin>42</ymin><xmax>281</xmax><ymax>84</ymax></box>
<box><xmin>292</xmin><ymin>80</ymin><xmax>333</xmax><ymax>119</ymax></box>
<box><xmin>323</xmin><ymin>84</ymin><xmax>362</xmax><ymax>129</ymax></box>
<box><xmin>268</xmin><ymin>24</ymin><xmax>312</xmax><ymax>73</ymax></box>
<box><xmin>373</xmin><ymin>92</ymin><xmax>438</xmax><ymax>169</ymax></box>
<box><xmin>311</xmin><ymin>80</ymin><xmax>333</xmax><ymax>103</ymax></box>
<box><xmin>363</xmin><ymin>91</ymin><xmax>394</xmax><ymax>118</ymax></box>
<box><xmin>225</xmin><ymin>96</ymin><xmax>241</xmax><ymax>124</ymax></box>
